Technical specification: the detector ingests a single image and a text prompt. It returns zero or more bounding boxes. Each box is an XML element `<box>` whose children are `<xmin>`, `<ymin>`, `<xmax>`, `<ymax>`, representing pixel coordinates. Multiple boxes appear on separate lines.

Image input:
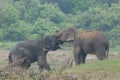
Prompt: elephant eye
<box><xmin>65</xmin><ymin>33</ymin><xmax>70</xmax><ymax>36</ymax></box>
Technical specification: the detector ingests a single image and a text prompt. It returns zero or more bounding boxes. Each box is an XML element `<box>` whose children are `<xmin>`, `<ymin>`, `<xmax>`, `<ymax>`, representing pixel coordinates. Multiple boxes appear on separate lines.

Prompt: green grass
<box><xmin>66</xmin><ymin>59</ymin><xmax>120</xmax><ymax>71</ymax></box>
<box><xmin>59</xmin><ymin>59</ymin><xmax>120</xmax><ymax>80</ymax></box>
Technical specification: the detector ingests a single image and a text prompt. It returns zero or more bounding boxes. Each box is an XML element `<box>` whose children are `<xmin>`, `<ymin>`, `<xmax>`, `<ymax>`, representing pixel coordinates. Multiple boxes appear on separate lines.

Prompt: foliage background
<box><xmin>0</xmin><ymin>0</ymin><xmax>120</xmax><ymax>50</ymax></box>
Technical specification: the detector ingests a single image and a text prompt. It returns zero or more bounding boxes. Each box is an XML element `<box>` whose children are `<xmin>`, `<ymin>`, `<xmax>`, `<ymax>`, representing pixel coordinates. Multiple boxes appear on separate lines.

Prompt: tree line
<box><xmin>0</xmin><ymin>0</ymin><xmax>120</xmax><ymax>49</ymax></box>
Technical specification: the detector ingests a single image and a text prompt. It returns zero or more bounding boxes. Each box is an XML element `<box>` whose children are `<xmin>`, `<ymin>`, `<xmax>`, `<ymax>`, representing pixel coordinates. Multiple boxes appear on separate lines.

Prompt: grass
<box><xmin>66</xmin><ymin>59</ymin><xmax>120</xmax><ymax>71</ymax></box>
<box><xmin>60</xmin><ymin>59</ymin><xmax>120</xmax><ymax>80</ymax></box>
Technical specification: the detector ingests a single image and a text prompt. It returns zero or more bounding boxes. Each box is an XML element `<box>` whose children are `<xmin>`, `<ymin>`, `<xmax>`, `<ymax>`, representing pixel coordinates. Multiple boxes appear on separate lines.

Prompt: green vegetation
<box><xmin>0</xmin><ymin>0</ymin><xmax>120</xmax><ymax>50</ymax></box>
<box><xmin>65</xmin><ymin>59</ymin><xmax>120</xmax><ymax>73</ymax></box>
<box><xmin>53</xmin><ymin>59</ymin><xmax>120</xmax><ymax>80</ymax></box>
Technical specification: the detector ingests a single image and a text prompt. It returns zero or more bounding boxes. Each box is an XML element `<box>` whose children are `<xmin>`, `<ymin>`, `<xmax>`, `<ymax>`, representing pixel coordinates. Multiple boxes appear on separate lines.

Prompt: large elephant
<box><xmin>53</xmin><ymin>27</ymin><xmax>109</xmax><ymax>65</ymax></box>
<box><xmin>8</xmin><ymin>35</ymin><xmax>61</xmax><ymax>70</ymax></box>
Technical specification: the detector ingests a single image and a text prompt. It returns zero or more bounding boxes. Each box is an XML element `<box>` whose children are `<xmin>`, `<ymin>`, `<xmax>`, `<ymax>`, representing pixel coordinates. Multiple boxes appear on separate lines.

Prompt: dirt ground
<box><xmin>0</xmin><ymin>50</ymin><xmax>9</xmax><ymax>66</ymax></box>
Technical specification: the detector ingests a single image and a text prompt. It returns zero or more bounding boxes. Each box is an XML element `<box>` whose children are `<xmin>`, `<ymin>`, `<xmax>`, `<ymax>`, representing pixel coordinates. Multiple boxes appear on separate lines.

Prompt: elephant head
<box><xmin>42</xmin><ymin>36</ymin><xmax>62</xmax><ymax>51</ymax></box>
<box><xmin>53</xmin><ymin>27</ymin><xmax>76</xmax><ymax>42</ymax></box>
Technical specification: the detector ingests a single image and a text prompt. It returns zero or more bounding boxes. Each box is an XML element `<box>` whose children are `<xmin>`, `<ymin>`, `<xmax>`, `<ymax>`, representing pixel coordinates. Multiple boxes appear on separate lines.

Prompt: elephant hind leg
<box><xmin>21</xmin><ymin>58</ymin><xmax>31</xmax><ymax>69</ymax></box>
<box><xmin>95</xmin><ymin>48</ymin><xmax>107</xmax><ymax>60</ymax></box>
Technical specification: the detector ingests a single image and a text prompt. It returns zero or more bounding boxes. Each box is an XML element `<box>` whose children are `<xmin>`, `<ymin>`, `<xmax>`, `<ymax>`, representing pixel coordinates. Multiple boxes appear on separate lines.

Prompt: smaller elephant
<box><xmin>8</xmin><ymin>35</ymin><xmax>61</xmax><ymax>70</ymax></box>
<box><xmin>53</xmin><ymin>27</ymin><xmax>109</xmax><ymax>65</ymax></box>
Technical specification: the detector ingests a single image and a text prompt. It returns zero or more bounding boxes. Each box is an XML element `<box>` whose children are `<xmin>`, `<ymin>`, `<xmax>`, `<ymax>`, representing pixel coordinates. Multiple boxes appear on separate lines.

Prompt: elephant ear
<box><xmin>65</xmin><ymin>32</ymin><xmax>74</xmax><ymax>41</ymax></box>
<box><xmin>64</xmin><ymin>27</ymin><xmax>75</xmax><ymax>42</ymax></box>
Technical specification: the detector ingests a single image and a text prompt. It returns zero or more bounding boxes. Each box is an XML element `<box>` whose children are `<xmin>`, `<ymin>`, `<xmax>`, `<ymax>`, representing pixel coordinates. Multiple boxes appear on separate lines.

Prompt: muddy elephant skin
<box><xmin>8</xmin><ymin>36</ymin><xmax>61</xmax><ymax>70</ymax></box>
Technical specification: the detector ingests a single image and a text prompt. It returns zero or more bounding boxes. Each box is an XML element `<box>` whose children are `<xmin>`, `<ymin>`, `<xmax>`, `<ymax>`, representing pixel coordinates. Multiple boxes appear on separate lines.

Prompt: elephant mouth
<box><xmin>51</xmin><ymin>45</ymin><xmax>62</xmax><ymax>51</ymax></box>
<box><xmin>57</xmin><ymin>40</ymin><xmax>64</xmax><ymax>45</ymax></box>
<box><xmin>51</xmin><ymin>40</ymin><xmax>63</xmax><ymax>51</ymax></box>
<box><xmin>57</xmin><ymin>46</ymin><xmax>62</xmax><ymax>49</ymax></box>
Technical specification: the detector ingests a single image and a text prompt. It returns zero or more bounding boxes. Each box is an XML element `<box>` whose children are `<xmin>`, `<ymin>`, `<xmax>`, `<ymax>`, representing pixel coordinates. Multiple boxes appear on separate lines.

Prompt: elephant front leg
<box><xmin>74</xmin><ymin>47</ymin><xmax>81</xmax><ymax>65</ymax></box>
<box><xmin>95</xmin><ymin>47</ymin><xmax>107</xmax><ymax>60</ymax></box>
<box><xmin>37</xmin><ymin>55</ymin><xmax>51</xmax><ymax>71</ymax></box>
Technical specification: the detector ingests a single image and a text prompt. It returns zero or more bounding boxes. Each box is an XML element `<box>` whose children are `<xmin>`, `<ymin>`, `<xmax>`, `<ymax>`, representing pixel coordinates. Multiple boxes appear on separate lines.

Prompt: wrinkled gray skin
<box><xmin>9</xmin><ymin>36</ymin><xmax>61</xmax><ymax>70</ymax></box>
<box><xmin>53</xmin><ymin>27</ymin><xmax>109</xmax><ymax>65</ymax></box>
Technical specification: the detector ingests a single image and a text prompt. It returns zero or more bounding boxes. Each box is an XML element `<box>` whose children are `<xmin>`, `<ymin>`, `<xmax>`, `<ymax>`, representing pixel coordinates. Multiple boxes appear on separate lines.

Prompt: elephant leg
<box><xmin>73</xmin><ymin>46</ymin><xmax>81</xmax><ymax>65</ymax></box>
<box><xmin>95</xmin><ymin>47</ymin><xmax>107</xmax><ymax>60</ymax></box>
<box><xmin>21</xmin><ymin>58</ymin><xmax>31</xmax><ymax>69</ymax></box>
<box><xmin>37</xmin><ymin>54</ymin><xmax>51</xmax><ymax>71</ymax></box>
<box><xmin>80</xmin><ymin>51</ymin><xmax>87</xmax><ymax>64</ymax></box>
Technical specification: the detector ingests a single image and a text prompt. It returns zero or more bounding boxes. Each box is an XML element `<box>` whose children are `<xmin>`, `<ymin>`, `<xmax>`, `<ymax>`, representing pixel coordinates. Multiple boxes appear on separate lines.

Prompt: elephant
<box><xmin>8</xmin><ymin>35</ymin><xmax>61</xmax><ymax>70</ymax></box>
<box><xmin>53</xmin><ymin>27</ymin><xmax>109</xmax><ymax>65</ymax></box>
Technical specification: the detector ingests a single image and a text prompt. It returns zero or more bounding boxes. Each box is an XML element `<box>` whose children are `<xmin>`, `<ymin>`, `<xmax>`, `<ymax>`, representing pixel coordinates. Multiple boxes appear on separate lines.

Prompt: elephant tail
<box><xmin>8</xmin><ymin>54</ymin><xmax>12</xmax><ymax>64</ymax></box>
<box><xmin>106</xmin><ymin>43</ymin><xmax>109</xmax><ymax>59</ymax></box>
<box><xmin>106</xmin><ymin>48</ymin><xmax>109</xmax><ymax>59</ymax></box>
<box><xmin>8</xmin><ymin>50</ymin><xmax>13</xmax><ymax>64</ymax></box>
